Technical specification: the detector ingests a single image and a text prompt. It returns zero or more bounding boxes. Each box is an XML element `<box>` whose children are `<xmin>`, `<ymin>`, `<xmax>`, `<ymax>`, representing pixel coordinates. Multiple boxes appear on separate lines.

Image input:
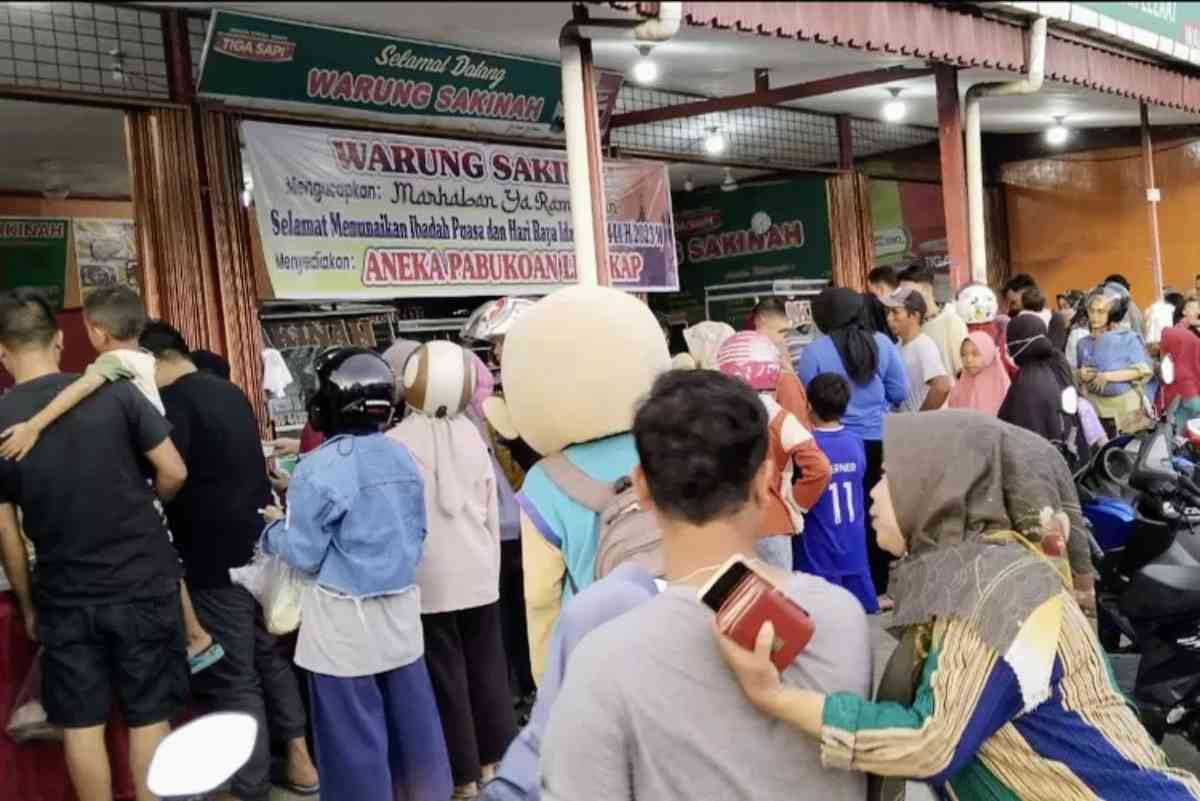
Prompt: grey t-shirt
<box><xmin>541</xmin><ymin>572</ymin><xmax>872</xmax><ymax>801</ymax></box>
<box><xmin>900</xmin><ymin>333</ymin><xmax>949</xmax><ymax>412</ymax></box>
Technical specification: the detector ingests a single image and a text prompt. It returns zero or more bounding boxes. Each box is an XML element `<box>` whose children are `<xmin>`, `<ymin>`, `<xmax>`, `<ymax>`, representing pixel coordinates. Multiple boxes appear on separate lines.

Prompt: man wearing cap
<box><xmin>882</xmin><ymin>288</ymin><xmax>952</xmax><ymax>413</ymax></box>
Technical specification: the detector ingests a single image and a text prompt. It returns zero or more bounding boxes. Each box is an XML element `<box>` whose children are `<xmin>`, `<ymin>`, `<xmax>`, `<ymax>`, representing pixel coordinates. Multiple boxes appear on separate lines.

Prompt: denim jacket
<box><xmin>262</xmin><ymin>432</ymin><xmax>427</xmax><ymax>598</ymax></box>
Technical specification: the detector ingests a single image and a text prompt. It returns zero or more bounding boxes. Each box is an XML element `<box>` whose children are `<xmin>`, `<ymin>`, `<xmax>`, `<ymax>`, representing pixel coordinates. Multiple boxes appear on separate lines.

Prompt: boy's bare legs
<box><xmin>129</xmin><ymin>721</ymin><xmax>170</xmax><ymax>801</ymax></box>
<box><xmin>179</xmin><ymin>580</ymin><xmax>215</xmax><ymax>660</ymax></box>
<box><xmin>63</xmin><ymin>725</ymin><xmax>114</xmax><ymax>801</ymax></box>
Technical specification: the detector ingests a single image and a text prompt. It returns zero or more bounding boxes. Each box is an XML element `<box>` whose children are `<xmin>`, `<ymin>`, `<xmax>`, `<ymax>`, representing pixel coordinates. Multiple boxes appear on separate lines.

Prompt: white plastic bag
<box><xmin>230</xmin><ymin>547</ymin><xmax>305</xmax><ymax>635</ymax></box>
<box><xmin>5</xmin><ymin>648</ymin><xmax>62</xmax><ymax>743</ymax></box>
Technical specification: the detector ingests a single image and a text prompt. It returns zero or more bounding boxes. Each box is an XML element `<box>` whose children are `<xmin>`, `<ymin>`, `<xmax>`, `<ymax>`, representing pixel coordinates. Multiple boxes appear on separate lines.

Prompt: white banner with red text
<box><xmin>242</xmin><ymin>120</ymin><xmax>678</xmax><ymax>299</ymax></box>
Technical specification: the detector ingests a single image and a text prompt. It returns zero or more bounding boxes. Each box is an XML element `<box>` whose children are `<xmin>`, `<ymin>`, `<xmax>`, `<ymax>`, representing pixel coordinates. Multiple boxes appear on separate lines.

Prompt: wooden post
<box><xmin>163</xmin><ymin>10</ymin><xmax>194</xmax><ymax>103</ymax></box>
<box><xmin>935</xmin><ymin>63</ymin><xmax>969</xmax><ymax>290</ymax></box>
<box><xmin>836</xmin><ymin>114</ymin><xmax>853</xmax><ymax>170</ymax></box>
<box><xmin>1140</xmin><ymin>102</ymin><xmax>1164</xmax><ymax>300</ymax></box>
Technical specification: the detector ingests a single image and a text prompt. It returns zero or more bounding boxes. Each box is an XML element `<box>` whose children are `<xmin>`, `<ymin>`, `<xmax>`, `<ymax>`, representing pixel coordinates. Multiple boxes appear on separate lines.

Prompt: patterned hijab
<box><xmin>884</xmin><ymin>410</ymin><xmax>1071</xmax><ymax>656</ymax></box>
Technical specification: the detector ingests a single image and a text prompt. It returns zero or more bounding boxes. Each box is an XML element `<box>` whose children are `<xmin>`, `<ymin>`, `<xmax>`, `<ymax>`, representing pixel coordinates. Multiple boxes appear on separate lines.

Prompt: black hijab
<box><xmin>862</xmin><ymin>291</ymin><xmax>898</xmax><ymax>343</ymax></box>
<box><xmin>812</xmin><ymin>287</ymin><xmax>879</xmax><ymax>385</ymax></box>
<box><xmin>998</xmin><ymin>314</ymin><xmax>1089</xmax><ymax>468</ymax></box>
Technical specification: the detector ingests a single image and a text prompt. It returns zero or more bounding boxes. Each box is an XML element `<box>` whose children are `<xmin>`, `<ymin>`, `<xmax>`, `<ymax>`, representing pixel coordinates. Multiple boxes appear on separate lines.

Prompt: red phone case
<box><xmin>715</xmin><ymin>570</ymin><xmax>815</xmax><ymax>671</ymax></box>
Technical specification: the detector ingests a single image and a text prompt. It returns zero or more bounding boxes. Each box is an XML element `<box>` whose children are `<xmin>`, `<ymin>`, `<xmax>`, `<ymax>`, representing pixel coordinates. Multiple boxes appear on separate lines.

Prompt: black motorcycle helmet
<box><xmin>306</xmin><ymin>347</ymin><xmax>396</xmax><ymax>435</ymax></box>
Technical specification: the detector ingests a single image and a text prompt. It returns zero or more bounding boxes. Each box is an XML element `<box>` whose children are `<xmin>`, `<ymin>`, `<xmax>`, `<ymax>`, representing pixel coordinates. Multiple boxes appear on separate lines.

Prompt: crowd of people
<box><xmin>0</xmin><ymin>268</ymin><xmax>1198</xmax><ymax>801</ymax></box>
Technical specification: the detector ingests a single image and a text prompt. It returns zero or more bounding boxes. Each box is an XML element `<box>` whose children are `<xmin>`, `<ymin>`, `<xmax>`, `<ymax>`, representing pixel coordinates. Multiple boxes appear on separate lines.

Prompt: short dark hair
<box><xmin>867</xmin><ymin>266</ymin><xmax>899</xmax><ymax>290</ymax></box>
<box><xmin>752</xmin><ymin>296</ymin><xmax>788</xmax><ymax>323</ymax></box>
<box><xmin>0</xmin><ymin>287</ymin><xmax>57</xmax><ymax>352</ymax></box>
<box><xmin>1021</xmin><ymin>286</ymin><xmax>1046</xmax><ymax>313</ymax></box>
<box><xmin>190</xmin><ymin>349</ymin><xmax>231</xmax><ymax>380</ymax></box>
<box><xmin>897</xmin><ymin>263</ymin><xmax>935</xmax><ymax>287</ymax></box>
<box><xmin>1105</xmin><ymin>274</ymin><xmax>1131</xmax><ymax>291</ymax></box>
<box><xmin>139</xmin><ymin>319</ymin><xmax>190</xmax><ymax>358</ymax></box>
<box><xmin>83</xmin><ymin>286</ymin><xmax>145</xmax><ymax>341</ymax></box>
<box><xmin>807</xmin><ymin>372</ymin><xmax>850</xmax><ymax>423</ymax></box>
<box><xmin>633</xmin><ymin>370</ymin><xmax>768</xmax><ymax>526</ymax></box>
<box><xmin>1003</xmin><ymin>273</ymin><xmax>1037</xmax><ymax>295</ymax></box>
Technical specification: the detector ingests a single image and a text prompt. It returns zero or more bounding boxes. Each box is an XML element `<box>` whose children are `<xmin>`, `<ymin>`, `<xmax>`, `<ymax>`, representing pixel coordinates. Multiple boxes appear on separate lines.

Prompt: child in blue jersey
<box><xmin>793</xmin><ymin>373</ymin><xmax>879</xmax><ymax>614</ymax></box>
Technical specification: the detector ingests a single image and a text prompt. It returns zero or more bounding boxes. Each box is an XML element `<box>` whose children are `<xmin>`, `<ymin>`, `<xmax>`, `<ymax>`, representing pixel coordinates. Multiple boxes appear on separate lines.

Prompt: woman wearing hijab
<box><xmin>998</xmin><ymin>314</ymin><xmax>1090</xmax><ymax>471</ymax></box>
<box><xmin>388</xmin><ymin>341</ymin><xmax>517</xmax><ymax>799</ymax></box>
<box><xmin>948</xmin><ymin>331</ymin><xmax>1010</xmax><ymax>415</ymax></box>
<box><xmin>799</xmin><ymin>287</ymin><xmax>908</xmax><ymax>598</ymax></box>
<box><xmin>715</xmin><ymin>411</ymin><xmax>1199</xmax><ymax>801</ymax></box>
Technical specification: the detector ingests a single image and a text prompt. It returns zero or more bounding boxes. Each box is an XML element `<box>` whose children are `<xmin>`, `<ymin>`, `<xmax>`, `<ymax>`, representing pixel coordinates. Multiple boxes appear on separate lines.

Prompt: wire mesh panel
<box><xmin>849</xmin><ymin>117</ymin><xmax>937</xmax><ymax>160</ymax></box>
<box><xmin>0</xmin><ymin>2</ymin><xmax>169</xmax><ymax>99</ymax></box>
<box><xmin>612</xmin><ymin>86</ymin><xmax>839</xmax><ymax>167</ymax></box>
<box><xmin>612</xmin><ymin>85</ymin><xmax>936</xmax><ymax>169</ymax></box>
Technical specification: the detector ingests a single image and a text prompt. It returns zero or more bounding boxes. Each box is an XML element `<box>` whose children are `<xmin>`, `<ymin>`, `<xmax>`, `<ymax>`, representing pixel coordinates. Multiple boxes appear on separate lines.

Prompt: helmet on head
<box><xmin>715</xmin><ymin>332</ymin><xmax>782</xmax><ymax>392</ymax></box>
<box><xmin>402</xmin><ymin>340</ymin><xmax>476</xmax><ymax>419</ymax></box>
<box><xmin>460</xmin><ymin>297</ymin><xmax>537</xmax><ymax>343</ymax></box>
<box><xmin>1094</xmin><ymin>283</ymin><xmax>1131</xmax><ymax>325</ymax></box>
<box><xmin>955</xmin><ymin>283</ymin><xmax>999</xmax><ymax>325</ymax></box>
<box><xmin>307</xmin><ymin>348</ymin><xmax>396</xmax><ymax>435</ymax></box>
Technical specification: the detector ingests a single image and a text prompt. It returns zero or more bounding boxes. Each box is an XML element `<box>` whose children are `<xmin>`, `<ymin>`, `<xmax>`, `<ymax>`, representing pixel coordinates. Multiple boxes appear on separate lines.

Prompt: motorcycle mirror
<box><xmin>1061</xmin><ymin>386</ymin><xmax>1079</xmax><ymax>416</ymax></box>
<box><xmin>146</xmin><ymin>713</ymin><xmax>258</xmax><ymax>798</ymax></box>
<box><xmin>1163</xmin><ymin>354</ymin><xmax>1176</xmax><ymax>386</ymax></box>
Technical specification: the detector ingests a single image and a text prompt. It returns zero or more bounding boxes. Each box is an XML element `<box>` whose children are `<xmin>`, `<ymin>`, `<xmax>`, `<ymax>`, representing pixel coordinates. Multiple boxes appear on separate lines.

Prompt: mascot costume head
<box><xmin>483</xmin><ymin>286</ymin><xmax>670</xmax><ymax>456</ymax></box>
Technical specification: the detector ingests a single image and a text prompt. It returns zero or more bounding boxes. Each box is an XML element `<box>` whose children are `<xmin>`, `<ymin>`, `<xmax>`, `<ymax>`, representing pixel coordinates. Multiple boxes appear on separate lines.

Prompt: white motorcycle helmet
<box><xmin>460</xmin><ymin>297</ymin><xmax>537</xmax><ymax>344</ymax></box>
<box><xmin>956</xmin><ymin>283</ymin><xmax>999</xmax><ymax>325</ymax></box>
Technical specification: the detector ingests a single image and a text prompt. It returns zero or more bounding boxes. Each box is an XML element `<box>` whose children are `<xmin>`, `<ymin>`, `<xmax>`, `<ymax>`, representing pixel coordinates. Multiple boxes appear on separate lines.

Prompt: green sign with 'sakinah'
<box><xmin>196</xmin><ymin>10</ymin><xmax>623</xmax><ymax>138</ymax></box>
<box><xmin>0</xmin><ymin>218</ymin><xmax>69</xmax><ymax>310</ymax></box>
<box><xmin>654</xmin><ymin>177</ymin><xmax>831</xmax><ymax>326</ymax></box>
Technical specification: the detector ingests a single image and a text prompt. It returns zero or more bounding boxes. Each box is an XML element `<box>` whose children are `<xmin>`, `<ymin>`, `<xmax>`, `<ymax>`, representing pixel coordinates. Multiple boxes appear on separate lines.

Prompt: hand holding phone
<box><xmin>699</xmin><ymin>554</ymin><xmax>814</xmax><ymax>672</ymax></box>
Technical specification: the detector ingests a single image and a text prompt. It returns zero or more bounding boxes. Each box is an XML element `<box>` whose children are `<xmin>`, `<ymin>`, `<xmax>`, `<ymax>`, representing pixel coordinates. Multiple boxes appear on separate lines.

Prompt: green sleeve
<box><xmin>85</xmin><ymin>351</ymin><xmax>135</xmax><ymax>383</ymax></box>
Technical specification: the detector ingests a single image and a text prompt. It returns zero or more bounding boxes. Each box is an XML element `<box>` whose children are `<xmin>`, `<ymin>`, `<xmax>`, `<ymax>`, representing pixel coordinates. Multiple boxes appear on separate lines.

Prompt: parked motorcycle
<box><xmin>1089</xmin><ymin>420</ymin><xmax>1200</xmax><ymax>745</ymax></box>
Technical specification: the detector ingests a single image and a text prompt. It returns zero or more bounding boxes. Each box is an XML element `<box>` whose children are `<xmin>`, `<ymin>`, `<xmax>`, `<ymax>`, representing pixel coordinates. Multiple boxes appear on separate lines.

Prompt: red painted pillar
<box><xmin>935</xmin><ymin>64</ymin><xmax>970</xmax><ymax>291</ymax></box>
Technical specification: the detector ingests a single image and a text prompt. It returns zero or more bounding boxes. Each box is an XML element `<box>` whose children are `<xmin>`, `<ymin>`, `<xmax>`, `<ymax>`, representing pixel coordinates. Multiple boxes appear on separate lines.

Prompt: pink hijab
<box><xmin>948</xmin><ymin>331</ymin><xmax>1011</xmax><ymax>416</ymax></box>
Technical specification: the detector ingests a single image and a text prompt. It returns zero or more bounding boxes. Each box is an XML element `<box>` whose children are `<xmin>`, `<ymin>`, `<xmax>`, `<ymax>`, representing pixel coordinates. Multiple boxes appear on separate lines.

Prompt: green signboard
<box><xmin>1077</xmin><ymin>2</ymin><xmax>1200</xmax><ymax>47</ymax></box>
<box><xmin>655</xmin><ymin>177</ymin><xmax>831</xmax><ymax>326</ymax></box>
<box><xmin>0</xmin><ymin>218</ymin><xmax>69</xmax><ymax>310</ymax></box>
<box><xmin>196</xmin><ymin>10</ymin><xmax>623</xmax><ymax>138</ymax></box>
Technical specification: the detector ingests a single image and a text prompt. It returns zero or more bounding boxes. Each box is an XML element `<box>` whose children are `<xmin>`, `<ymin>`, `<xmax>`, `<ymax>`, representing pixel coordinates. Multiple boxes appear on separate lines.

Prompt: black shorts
<box><xmin>38</xmin><ymin>594</ymin><xmax>189</xmax><ymax>729</ymax></box>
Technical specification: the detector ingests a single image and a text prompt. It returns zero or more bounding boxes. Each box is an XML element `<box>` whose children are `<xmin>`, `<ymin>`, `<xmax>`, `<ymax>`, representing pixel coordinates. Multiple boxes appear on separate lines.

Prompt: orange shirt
<box><xmin>759</xmin><ymin>394</ymin><xmax>831</xmax><ymax>537</ymax></box>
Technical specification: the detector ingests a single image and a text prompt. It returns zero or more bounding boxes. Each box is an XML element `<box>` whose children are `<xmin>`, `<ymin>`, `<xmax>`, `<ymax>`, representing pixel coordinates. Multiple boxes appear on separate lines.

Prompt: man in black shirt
<box><xmin>0</xmin><ymin>288</ymin><xmax>189</xmax><ymax>801</ymax></box>
<box><xmin>139</xmin><ymin>321</ymin><xmax>318</xmax><ymax>800</ymax></box>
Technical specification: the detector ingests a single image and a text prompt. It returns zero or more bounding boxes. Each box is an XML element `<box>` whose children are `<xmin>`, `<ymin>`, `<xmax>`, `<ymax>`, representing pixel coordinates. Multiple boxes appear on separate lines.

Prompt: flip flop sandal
<box><xmin>188</xmin><ymin>641</ymin><xmax>225</xmax><ymax>675</ymax></box>
<box><xmin>276</xmin><ymin>780</ymin><xmax>320</xmax><ymax>797</ymax></box>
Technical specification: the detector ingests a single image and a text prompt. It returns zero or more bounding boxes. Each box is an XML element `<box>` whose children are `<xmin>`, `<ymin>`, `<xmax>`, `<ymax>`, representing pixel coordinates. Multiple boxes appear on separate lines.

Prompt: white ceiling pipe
<box><xmin>633</xmin><ymin>1</ymin><xmax>682</xmax><ymax>42</ymax></box>
<box><xmin>559</xmin><ymin>36</ymin><xmax>601</xmax><ymax>285</ymax></box>
<box><xmin>964</xmin><ymin>16</ymin><xmax>1047</xmax><ymax>283</ymax></box>
<box><xmin>560</xmin><ymin>3</ymin><xmax>681</xmax><ymax>285</ymax></box>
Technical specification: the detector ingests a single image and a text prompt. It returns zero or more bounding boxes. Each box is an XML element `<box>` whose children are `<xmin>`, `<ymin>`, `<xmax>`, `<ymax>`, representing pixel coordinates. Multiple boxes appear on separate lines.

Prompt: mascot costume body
<box><xmin>484</xmin><ymin>286</ymin><xmax>670</xmax><ymax>683</ymax></box>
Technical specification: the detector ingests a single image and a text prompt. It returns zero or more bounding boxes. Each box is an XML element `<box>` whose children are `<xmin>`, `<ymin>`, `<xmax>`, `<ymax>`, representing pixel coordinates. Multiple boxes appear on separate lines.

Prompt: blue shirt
<box><xmin>797</xmin><ymin>427</ymin><xmax>868</xmax><ymax>578</ymax></box>
<box><xmin>517</xmin><ymin>433</ymin><xmax>638</xmax><ymax>603</ymax></box>
<box><xmin>263</xmin><ymin>432</ymin><xmax>427</xmax><ymax>598</ymax></box>
<box><xmin>484</xmin><ymin>563</ymin><xmax>659</xmax><ymax>801</ymax></box>
<box><xmin>798</xmin><ymin>333</ymin><xmax>908</xmax><ymax>441</ymax></box>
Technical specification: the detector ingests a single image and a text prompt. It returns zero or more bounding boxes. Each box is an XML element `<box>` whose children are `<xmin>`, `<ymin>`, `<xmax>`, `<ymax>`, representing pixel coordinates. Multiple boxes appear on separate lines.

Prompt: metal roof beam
<box><xmin>608</xmin><ymin>65</ymin><xmax>934</xmax><ymax>129</ymax></box>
